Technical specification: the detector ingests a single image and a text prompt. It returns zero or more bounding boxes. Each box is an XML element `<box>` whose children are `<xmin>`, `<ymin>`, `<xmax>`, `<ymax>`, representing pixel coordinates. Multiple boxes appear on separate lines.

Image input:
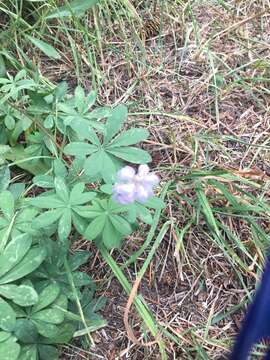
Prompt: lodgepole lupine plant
<box><xmin>0</xmin><ymin>71</ymin><xmax>163</xmax><ymax>359</ymax></box>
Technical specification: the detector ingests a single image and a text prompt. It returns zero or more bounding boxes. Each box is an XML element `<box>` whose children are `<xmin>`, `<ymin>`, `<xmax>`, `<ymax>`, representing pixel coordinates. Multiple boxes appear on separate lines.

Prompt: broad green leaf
<box><xmin>32</xmin><ymin>309</ymin><xmax>64</xmax><ymax>324</ymax></box>
<box><xmin>70</xmin><ymin>183</ymin><xmax>96</xmax><ymax>205</ymax></box>
<box><xmin>72</xmin><ymin>212</ymin><xmax>88</xmax><ymax>235</ymax></box>
<box><xmin>38</xmin><ymin>345</ymin><xmax>58</xmax><ymax>360</ymax></box>
<box><xmin>0</xmin><ymin>234</ymin><xmax>32</xmax><ymax>277</ymax></box>
<box><xmin>34</xmin><ymin>321</ymin><xmax>59</xmax><ymax>338</ymax></box>
<box><xmin>104</xmin><ymin>105</ymin><xmax>127</xmax><ymax>143</ymax></box>
<box><xmin>144</xmin><ymin>197</ymin><xmax>165</xmax><ymax>210</ymax></box>
<box><xmin>58</xmin><ymin>209</ymin><xmax>72</xmax><ymax>240</ymax></box>
<box><xmin>107</xmin><ymin>146</ymin><xmax>151</xmax><ymax>163</ymax></box>
<box><xmin>32</xmin><ymin>283</ymin><xmax>60</xmax><ymax>313</ymax></box>
<box><xmin>84</xmin><ymin>215</ymin><xmax>106</xmax><ymax>240</ymax></box>
<box><xmin>0</xmin><ymin>285</ymin><xmax>38</xmax><ymax>306</ymax></box>
<box><xmin>34</xmin><ymin>209</ymin><xmax>62</xmax><ymax>228</ymax></box>
<box><xmin>30</xmin><ymin>195</ymin><xmax>64</xmax><ymax>208</ymax></box>
<box><xmin>109</xmin><ymin>214</ymin><xmax>132</xmax><ymax>235</ymax></box>
<box><xmin>70</xmin><ymin>271</ymin><xmax>92</xmax><ymax>287</ymax></box>
<box><xmin>64</xmin><ymin>142</ymin><xmax>97</xmax><ymax>156</ymax></box>
<box><xmin>17</xmin><ymin>345</ymin><xmax>37</xmax><ymax>360</ymax></box>
<box><xmin>0</xmin><ymin>191</ymin><xmax>14</xmax><ymax>219</ymax></box>
<box><xmin>14</xmin><ymin>319</ymin><xmax>38</xmax><ymax>343</ymax></box>
<box><xmin>109</xmin><ymin>128</ymin><xmax>149</xmax><ymax>147</ymax></box>
<box><xmin>69</xmin><ymin>251</ymin><xmax>90</xmax><ymax>271</ymax></box>
<box><xmin>0</xmin><ymin>246</ymin><xmax>46</xmax><ymax>284</ymax></box>
<box><xmin>26</xmin><ymin>36</ymin><xmax>60</xmax><ymax>60</ymax></box>
<box><xmin>102</xmin><ymin>220</ymin><xmax>122</xmax><ymax>248</ymax></box>
<box><xmin>74</xmin><ymin>85</ymin><xmax>85</xmax><ymax>112</ymax></box>
<box><xmin>135</xmin><ymin>204</ymin><xmax>153</xmax><ymax>225</ymax></box>
<box><xmin>42</xmin><ymin>323</ymin><xmax>75</xmax><ymax>344</ymax></box>
<box><xmin>54</xmin><ymin>177</ymin><xmax>69</xmax><ymax>203</ymax></box>
<box><xmin>84</xmin><ymin>150</ymin><xmax>104</xmax><ymax>176</ymax></box>
<box><xmin>85</xmin><ymin>127</ymin><xmax>100</xmax><ymax>146</ymax></box>
<box><xmin>101</xmin><ymin>152</ymin><xmax>116</xmax><ymax>183</ymax></box>
<box><xmin>0</xmin><ymin>331</ymin><xmax>11</xmax><ymax>343</ymax></box>
<box><xmin>0</xmin><ymin>167</ymin><xmax>10</xmax><ymax>192</ymax></box>
<box><xmin>0</xmin><ymin>298</ymin><xmax>16</xmax><ymax>331</ymax></box>
<box><xmin>0</xmin><ymin>338</ymin><xmax>20</xmax><ymax>360</ymax></box>
<box><xmin>33</xmin><ymin>175</ymin><xmax>54</xmax><ymax>188</ymax></box>
<box><xmin>4</xmin><ymin>115</ymin><xmax>15</xmax><ymax>130</ymax></box>
<box><xmin>46</xmin><ymin>0</ymin><xmax>98</xmax><ymax>19</ymax></box>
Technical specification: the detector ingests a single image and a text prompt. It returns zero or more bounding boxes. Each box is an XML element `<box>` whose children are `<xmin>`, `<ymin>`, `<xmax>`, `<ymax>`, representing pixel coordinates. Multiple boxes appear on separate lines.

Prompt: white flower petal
<box><xmin>117</xmin><ymin>166</ymin><xmax>135</xmax><ymax>181</ymax></box>
<box><xmin>138</xmin><ymin>164</ymin><xmax>150</xmax><ymax>177</ymax></box>
<box><xmin>144</xmin><ymin>173</ymin><xmax>159</xmax><ymax>186</ymax></box>
<box><xmin>135</xmin><ymin>185</ymin><xmax>151</xmax><ymax>203</ymax></box>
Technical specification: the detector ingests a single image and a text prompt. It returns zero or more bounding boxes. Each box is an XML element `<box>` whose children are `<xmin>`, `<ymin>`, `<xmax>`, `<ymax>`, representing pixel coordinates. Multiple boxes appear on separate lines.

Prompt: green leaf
<box><xmin>54</xmin><ymin>177</ymin><xmax>69</xmax><ymax>203</ymax></box>
<box><xmin>84</xmin><ymin>215</ymin><xmax>106</xmax><ymax>240</ymax></box>
<box><xmin>26</xmin><ymin>36</ymin><xmax>60</xmax><ymax>60</ymax></box>
<box><xmin>18</xmin><ymin>345</ymin><xmax>37</xmax><ymax>360</ymax></box>
<box><xmin>109</xmin><ymin>128</ymin><xmax>149</xmax><ymax>147</ymax></box>
<box><xmin>144</xmin><ymin>197</ymin><xmax>165</xmax><ymax>209</ymax></box>
<box><xmin>58</xmin><ymin>208</ymin><xmax>72</xmax><ymax>241</ymax></box>
<box><xmin>0</xmin><ymin>338</ymin><xmax>20</xmax><ymax>360</ymax></box>
<box><xmin>32</xmin><ymin>309</ymin><xmax>64</xmax><ymax>324</ymax></box>
<box><xmin>32</xmin><ymin>283</ymin><xmax>60</xmax><ymax>313</ymax></box>
<box><xmin>14</xmin><ymin>319</ymin><xmax>38</xmax><ymax>343</ymax></box>
<box><xmin>0</xmin><ymin>285</ymin><xmax>38</xmax><ymax>306</ymax></box>
<box><xmin>101</xmin><ymin>153</ymin><xmax>116</xmax><ymax>183</ymax></box>
<box><xmin>84</xmin><ymin>150</ymin><xmax>104</xmax><ymax>176</ymax></box>
<box><xmin>34</xmin><ymin>321</ymin><xmax>59</xmax><ymax>338</ymax></box>
<box><xmin>30</xmin><ymin>195</ymin><xmax>64</xmax><ymax>208</ymax></box>
<box><xmin>34</xmin><ymin>209</ymin><xmax>62</xmax><ymax>228</ymax></box>
<box><xmin>0</xmin><ymin>191</ymin><xmax>14</xmax><ymax>219</ymax></box>
<box><xmin>104</xmin><ymin>105</ymin><xmax>128</xmax><ymax>143</ymax></box>
<box><xmin>102</xmin><ymin>220</ymin><xmax>122</xmax><ymax>248</ymax></box>
<box><xmin>0</xmin><ymin>246</ymin><xmax>47</xmax><ymax>284</ymax></box>
<box><xmin>0</xmin><ymin>331</ymin><xmax>11</xmax><ymax>343</ymax></box>
<box><xmin>109</xmin><ymin>214</ymin><xmax>132</xmax><ymax>235</ymax></box>
<box><xmin>33</xmin><ymin>175</ymin><xmax>54</xmax><ymax>188</ymax></box>
<box><xmin>0</xmin><ymin>167</ymin><xmax>10</xmax><ymax>192</ymax></box>
<box><xmin>69</xmin><ymin>251</ymin><xmax>90</xmax><ymax>271</ymax></box>
<box><xmin>64</xmin><ymin>142</ymin><xmax>97</xmax><ymax>157</ymax></box>
<box><xmin>4</xmin><ymin>115</ymin><xmax>15</xmax><ymax>130</ymax></box>
<box><xmin>0</xmin><ymin>298</ymin><xmax>16</xmax><ymax>331</ymax></box>
<box><xmin>107</xmin><ymin>146</ymin><xmax>151</xmax><ymax>163</ymax></box>
<box><xmin>46</xmin><ymin>0</ymin><xmax>99</xmax><ymax>19</ymax></box>
<box><xmin>0</xmin><ymin>234</ymin><xmax>32</xmax><ymax>277</ymax></box>
<box><xmin>38</xmin><ymin>344</ymin><xmax>58</xmax><ymax>360</ymax></box>
<box><xmin>42</xmin><ymin>323</ymin><xmax>75</xmax><ymax>344</ymax></box>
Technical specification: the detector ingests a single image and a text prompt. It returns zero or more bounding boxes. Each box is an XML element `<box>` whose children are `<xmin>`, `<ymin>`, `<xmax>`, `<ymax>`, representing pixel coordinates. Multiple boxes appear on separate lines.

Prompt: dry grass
<box><xmin>32</xmin><ymin>0</ymin><xmax>270</xmax><ymax>359</ymax></box>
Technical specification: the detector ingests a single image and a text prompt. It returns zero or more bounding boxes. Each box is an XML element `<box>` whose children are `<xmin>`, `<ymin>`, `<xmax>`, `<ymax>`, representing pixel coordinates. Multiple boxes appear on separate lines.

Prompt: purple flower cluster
<box><xmin>112</xmin><ymin>165</ymin><xmax>159</xmax><ymax>205</ymax></box>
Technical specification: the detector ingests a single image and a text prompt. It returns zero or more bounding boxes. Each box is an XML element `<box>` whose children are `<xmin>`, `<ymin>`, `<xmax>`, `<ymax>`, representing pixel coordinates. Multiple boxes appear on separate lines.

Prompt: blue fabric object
<box><xmin>230</xmin><ymin>255</ymin><xmax>270</xmax><ymax>359</ymax></box>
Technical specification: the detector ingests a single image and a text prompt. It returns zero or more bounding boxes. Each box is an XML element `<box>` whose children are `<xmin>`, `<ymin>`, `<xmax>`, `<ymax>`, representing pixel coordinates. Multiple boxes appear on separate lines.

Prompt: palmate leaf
<box><xmin>0</xmin><ymin>285</ymin><xmax>38</xmax><ymax>306</ymax></box>
<box><xmin>0</xmin><ymin>245</ymin><xmax>47</xmax><ymax>284</ymax></box>
<box><xmin>83</xmin><ymin>199</ymin><xmax>132</xmax><ymax>248</ymax></box>
<box><xmin>30</xmin><ymin>178</ymin><xmax>96</xmax><ymax>240</ymax></box>
<box><xmin>0</xmin><ymin>298</ymin><xmax>16</xmax><ymax>331</ymax></box>
<box><xmin>0</xmin><ymin>337</ymin><xmax>20</xmax><ymax>360</ymax></box>
<box><xmin>64</xmin><ymin>106</ymin><xmax>151</xmax><ymax>183</ymax></box>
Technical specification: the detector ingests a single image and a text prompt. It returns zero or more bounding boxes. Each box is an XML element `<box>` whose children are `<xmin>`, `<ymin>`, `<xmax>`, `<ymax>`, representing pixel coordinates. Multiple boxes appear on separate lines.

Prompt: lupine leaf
<box><xmin>32</xmin><ymin>283</ymin><xmax>60</xmax><ymax>313</ymax></box>
<box><xmin>0</xmin><ymin>298</ymin><xmax>16</xmax><ymax>331</ymax></box>
<box><xmin>104</xmin><ymin>105</ymin><xmax>127</xmax><ymax>143</ymax></box>
<box><xmin>107</xmin><ymin>146</ymin><xmax>151</xmax><ymax>163</ymax></box>
<box><xmin>0</xmin><ymin>338</ymin><xmax>20</xmax><ymax>360</ymax></box>
<box><xmin>0</xmin><ymin>246</ymin><xmax>46</xmax><ymax>284</ymax></box>
<box><xmin>109</xmin><ymin>128</ymin><xmax>149</xmax><ymax>147</ymax></box>
<box><xmin>84</xmin><ymin>215</ymin><xmax>106</xmax><ymax>240</ymax></box>
<box><xmin>0</xmin><ymin>285</ymin><xmax>38</xmax><ymax>306</ymax></box>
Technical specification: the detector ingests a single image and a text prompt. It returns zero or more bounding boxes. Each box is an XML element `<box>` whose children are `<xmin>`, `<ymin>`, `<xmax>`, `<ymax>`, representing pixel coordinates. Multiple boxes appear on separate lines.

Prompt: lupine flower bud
<box><xmin>112</xmin><ymin>165</ymin><xmax>159</xmax><ymax>205</ymax></box>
